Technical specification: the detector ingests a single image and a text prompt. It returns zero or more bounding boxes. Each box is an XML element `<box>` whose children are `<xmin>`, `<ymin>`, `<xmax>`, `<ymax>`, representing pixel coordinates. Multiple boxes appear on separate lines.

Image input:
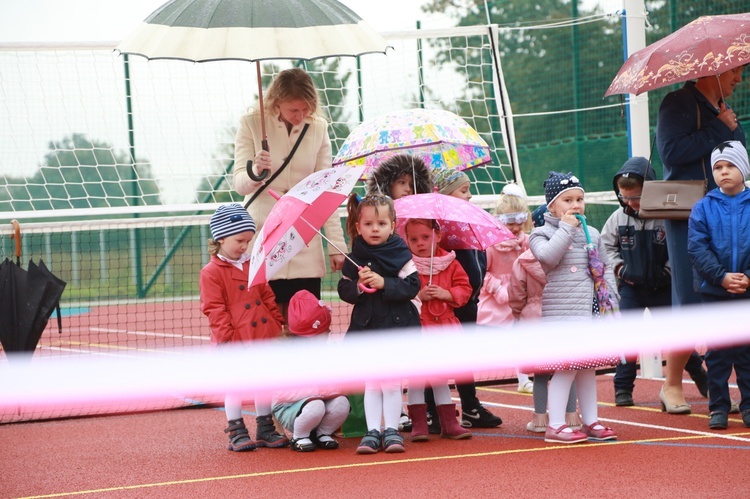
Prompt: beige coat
<box><xmin>233</xmin><ymin>109</ymin><xmax>346</xmax><ymax>280</ymax></box>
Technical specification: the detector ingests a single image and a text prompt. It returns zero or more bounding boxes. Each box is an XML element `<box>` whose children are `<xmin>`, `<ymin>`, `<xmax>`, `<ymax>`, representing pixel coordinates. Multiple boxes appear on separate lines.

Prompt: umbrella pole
<box><xmin>256</xmin><ymin>61</ymin><xmax>266</xmax><ymax>143</ymax></box>
<box><xmin>11</xmin><ymin>219</ymin><xmax>21</xmax><ymax>266</ymax></box>
<box><xmin>429</xmin><ymin>228</ymin><xmax>434</xmax><ymax>286</ymax></box>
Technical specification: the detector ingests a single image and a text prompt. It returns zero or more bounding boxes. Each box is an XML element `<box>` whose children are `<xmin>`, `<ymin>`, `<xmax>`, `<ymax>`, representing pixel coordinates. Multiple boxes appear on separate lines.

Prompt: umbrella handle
<box><xmin>574</xmin><ymin>214</ymin><xmax>592</xmax><ymax>245</ymax></box>
<box><xmin>246</xmin><ymin>140</ymin><xmax>270</xmax><ymax>182</ymax></box>
<box><xmin>267</xmin><ymin>190</ymin><xmax>376</xmax><ymax>294</ymax></box>
<box><xmin>11</xmin><ymin>219</ymin><xmax>21</xmax><ymax>265</ymax></box>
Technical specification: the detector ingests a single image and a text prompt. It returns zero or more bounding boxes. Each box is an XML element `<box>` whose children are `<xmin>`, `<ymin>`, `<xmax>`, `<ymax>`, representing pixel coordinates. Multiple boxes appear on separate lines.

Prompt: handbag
<box><xmin>638</xmin><ymin>103</ymin><xmax>708</xmax><ymax>221</ymax></box>
<box><xmin>243</xmin><ymin>123</ymin><xmax>310</xmax><ymax>208</ymax></box>
<box><xmin>637</xmin><ymin>179</ymin><xmax>707</xmax><ymax>220</ymax></box>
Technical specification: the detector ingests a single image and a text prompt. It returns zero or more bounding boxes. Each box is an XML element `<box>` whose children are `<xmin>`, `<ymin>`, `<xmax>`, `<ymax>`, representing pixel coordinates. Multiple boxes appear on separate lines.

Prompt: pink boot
<box><xmin>407</xmin><ymin>404</ymin><xmax>429</xmax><ymax>442</ymax></box>
<box><xmin>437</xmin><ymin>404</ymin><xmax>471</xmax><ymax>440</ymax></box>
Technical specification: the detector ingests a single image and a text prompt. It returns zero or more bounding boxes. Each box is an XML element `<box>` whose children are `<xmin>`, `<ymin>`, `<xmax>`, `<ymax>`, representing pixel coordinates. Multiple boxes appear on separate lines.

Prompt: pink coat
<box><xmin>507</xmin><ymin>248</ymin><xmax>546</xmax><ymax>321</ymax></box>
<box><xmin>476</xmin><ymin>232</ymin><xmax>529</xmax><ymax>326</ymax></box>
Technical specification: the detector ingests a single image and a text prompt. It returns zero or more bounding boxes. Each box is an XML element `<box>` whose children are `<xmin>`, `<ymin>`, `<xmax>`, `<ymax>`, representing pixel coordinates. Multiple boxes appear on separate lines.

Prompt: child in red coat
<box><xmin>200</xmin><ymin>203</ymin><xmax>288</xmax><ymax>452</ymax></box>
<box><xmin>403</xmin><ymin>218</ymin><xmax>473</xmax><ymax>441</ymax></box>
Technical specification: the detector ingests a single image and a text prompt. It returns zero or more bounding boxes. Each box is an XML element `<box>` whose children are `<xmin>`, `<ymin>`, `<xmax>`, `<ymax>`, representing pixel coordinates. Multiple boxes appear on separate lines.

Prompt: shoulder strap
<box><xmin>244</xmin><ymin>123</ymin><xmax>311</xmax><ymax>208</ymax></box>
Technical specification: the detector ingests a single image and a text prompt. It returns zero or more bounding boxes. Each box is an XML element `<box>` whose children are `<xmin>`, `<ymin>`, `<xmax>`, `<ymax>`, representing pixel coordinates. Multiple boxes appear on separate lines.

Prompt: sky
<box><xmin>0</xmin><ymin>0</ymin><xmax>451</xmax><ymax>43</ymax></box>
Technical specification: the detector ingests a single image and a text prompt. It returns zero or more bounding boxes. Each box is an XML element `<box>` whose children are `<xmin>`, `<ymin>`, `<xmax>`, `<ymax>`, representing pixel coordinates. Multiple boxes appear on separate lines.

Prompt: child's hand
<box><xmin>421</xmin><ymin>284</ymin><xmax>452</xmax><ymax>302</ymax></box>
<box><xmin>560</xmin><ymin>209</ymin><xmax>580</xmax><ymax>227</ymax></box>
<box><xmin>358</xmin><ymin>266</ymin><xmax>385</xmax><ymax>290</ymax></box>
<box><xmin>721</xmin><ymin>272</ymin><xmax>747</xmax><ymax>294</ymax></box>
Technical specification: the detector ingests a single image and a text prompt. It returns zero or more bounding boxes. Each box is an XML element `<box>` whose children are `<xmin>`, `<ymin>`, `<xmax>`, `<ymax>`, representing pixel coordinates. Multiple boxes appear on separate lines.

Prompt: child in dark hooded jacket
<box><xmin>601</xmin><ymin>156</ymin><xmax>707</xmax><ymax>408</ymax></box>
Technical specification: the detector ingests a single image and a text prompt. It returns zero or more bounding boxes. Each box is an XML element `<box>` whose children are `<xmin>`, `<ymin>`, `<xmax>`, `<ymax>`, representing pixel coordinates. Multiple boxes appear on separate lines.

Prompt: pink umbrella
<box><xmin>248</xmin><ymin>165</ymin><xmax>374</xmax><ymax>292</ymax></box>
<box><xmin>394</xmin><ymin>192</ymin><xmax>514</xmax><ymax>253</ymax></box>
<box><xmin>605</xmin><ymin>13</ymin><xmax>750</xmax><ymax>96</ymax></box>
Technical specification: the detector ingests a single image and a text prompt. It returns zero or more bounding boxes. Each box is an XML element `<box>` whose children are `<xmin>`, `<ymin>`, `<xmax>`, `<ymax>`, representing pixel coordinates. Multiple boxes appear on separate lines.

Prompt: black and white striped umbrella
<box><xmin>115</xmin><ymin>0</ymin><xmax>390</xmax><ymax>63</ymax></box>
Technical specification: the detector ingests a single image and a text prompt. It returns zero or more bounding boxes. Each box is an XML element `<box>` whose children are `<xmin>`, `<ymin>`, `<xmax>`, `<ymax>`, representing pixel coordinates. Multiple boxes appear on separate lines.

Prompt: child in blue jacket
<box><xmin>688</xmin><ymin>140</ymin><xmax>750</xmax><ymax>430</ymax></box>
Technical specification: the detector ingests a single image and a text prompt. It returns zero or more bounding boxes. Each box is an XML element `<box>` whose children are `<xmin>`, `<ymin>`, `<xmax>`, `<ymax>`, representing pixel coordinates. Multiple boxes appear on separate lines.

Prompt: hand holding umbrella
<box><xmin>574</xmin><ymin>214</ymin><xmax>620</xmax><ymax>318</ymax></box>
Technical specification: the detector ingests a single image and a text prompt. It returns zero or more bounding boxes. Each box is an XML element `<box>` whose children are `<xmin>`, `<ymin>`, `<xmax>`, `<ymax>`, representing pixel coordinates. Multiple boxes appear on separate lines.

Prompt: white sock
<box><xmin>548</xmin><ymin>370</ymin><xmax>576</xmax><ymax>429</ymax></box>
<box><xmin>573</xmin><ymin>369</ymin><xmax>599</xmax><ymax>426</ymax></box>
<box><xmin>225</xmin><ymin>394</ymin><xmax>243</xmax><ymax>421</ymax></box>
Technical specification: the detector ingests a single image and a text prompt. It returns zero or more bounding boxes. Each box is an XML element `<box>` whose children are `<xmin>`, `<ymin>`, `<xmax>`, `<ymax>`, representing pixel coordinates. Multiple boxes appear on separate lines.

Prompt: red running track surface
<box><xmin>2</xmin><ymin>374</ymin><xmax>749</xmax><ymax>498</ymax></box>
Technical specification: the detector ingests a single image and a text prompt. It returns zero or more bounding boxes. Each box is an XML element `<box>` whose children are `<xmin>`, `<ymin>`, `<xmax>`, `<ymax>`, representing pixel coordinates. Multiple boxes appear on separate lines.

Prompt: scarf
<box><xmin>412</xmin><ymin>249</ymin><xmax>456</xmax><ymax>275</ymax></box>
<box><xmin>351</xmin><ymin>235</ymin><xmax>414</xmax><ymax>276</ymax></box>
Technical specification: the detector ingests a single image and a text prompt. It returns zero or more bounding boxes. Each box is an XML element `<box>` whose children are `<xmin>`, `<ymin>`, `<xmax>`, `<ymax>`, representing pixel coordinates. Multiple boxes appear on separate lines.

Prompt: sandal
<box><xmin>311</xmin><ymin>432</ymin><xmax>339</xmax><ymax>450</ymax></box>
<box><xmin>382</xmin><ymin>427</ymin><xmax>405</xmax><ymax>453</ymax></box>
<box><xmin>356</xmin><ymin>429</ymin><xmax>382</xmax><ymax>454</ymax></box>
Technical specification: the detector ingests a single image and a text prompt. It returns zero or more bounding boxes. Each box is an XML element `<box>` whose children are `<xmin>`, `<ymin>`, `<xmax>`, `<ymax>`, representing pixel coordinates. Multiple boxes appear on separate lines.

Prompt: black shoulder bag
<box><xmin>243</xmin><ymin>123</ymin><xmax>310</xmax><ymax>208</ymax></box>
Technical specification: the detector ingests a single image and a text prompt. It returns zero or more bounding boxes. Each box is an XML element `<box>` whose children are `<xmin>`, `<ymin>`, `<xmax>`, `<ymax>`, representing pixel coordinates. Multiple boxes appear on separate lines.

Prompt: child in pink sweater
<box><xmin>477</xmin><ymin>184</ymin><xmax>533</xmax><ymax>393</ymax></box>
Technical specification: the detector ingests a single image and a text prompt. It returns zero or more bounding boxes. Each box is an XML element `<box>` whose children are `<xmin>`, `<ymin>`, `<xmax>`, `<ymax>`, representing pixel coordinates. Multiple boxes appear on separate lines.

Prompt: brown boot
<box><xmin>407</xmin><ymin>404</ymin><xmax>430</xmax><ymax>442</ymax></box>
<box><xmin>437</xmin><ymin>404</ymin><xmax>471</xmax><ymax>440</ymax></box>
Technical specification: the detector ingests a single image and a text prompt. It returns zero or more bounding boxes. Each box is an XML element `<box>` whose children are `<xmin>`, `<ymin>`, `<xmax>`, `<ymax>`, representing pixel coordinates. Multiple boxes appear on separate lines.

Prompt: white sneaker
<box><xmin>517</xmin><ymin>380</ymin><xmax>534</xmax><ymax>394</ymax></box>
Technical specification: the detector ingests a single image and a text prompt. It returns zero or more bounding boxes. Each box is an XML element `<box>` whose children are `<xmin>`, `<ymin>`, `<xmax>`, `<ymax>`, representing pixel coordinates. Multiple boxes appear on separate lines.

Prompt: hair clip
<box><xmin>355</xmin><ymin>193</ymin><xmax>362</xmax><ymax>202</ymax></box>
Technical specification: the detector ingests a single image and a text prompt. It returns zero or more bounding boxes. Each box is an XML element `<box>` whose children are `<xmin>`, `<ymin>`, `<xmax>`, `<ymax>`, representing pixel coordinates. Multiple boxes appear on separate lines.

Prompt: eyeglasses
<box><xmin>497</xmin><ymin>212</ymin><xmax>529</xmax><ymax>225</ymax></box>
<box><xmin>617</xmin><ymin>194</ymin><xmax>641</xmax><ymax>202</ymax></box>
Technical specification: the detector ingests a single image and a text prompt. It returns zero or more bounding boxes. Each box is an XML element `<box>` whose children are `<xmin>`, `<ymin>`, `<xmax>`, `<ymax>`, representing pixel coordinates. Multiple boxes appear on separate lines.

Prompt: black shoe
<box><xmin>689</xmin><ymin>368</ymin><xmax>709</xmax><ymax>398</ymax></box>
<box><xmin>615</xmin><ymin>390</ymin><xmax>634</xmax><ymax>407</ymax></box>
<box><xmin>708</xmin><ymin>411</ymin><xmax>728</xmax><ymax>430</ymax></box>
<box><xmin>426</xmin><ymin>411</ymin><xmax>442</xmax><ymax>434</ymax></box>
<box><xmin>461</xmin><ymin>405</ymin><xmax>502</xmax><ymax>428</ymax></box>
<box><xmin>310</xmin><ymin>432</ymin><xmax>339</xmax><ymax>450</ymax></box>
<box><xmin>742</xmin><ymin>409</ymin><xmax>750</xmax><ymax>428</ymax></box>
<box><xmin>290</xmin><ymin>437</ymin><xmax>316</xmax><ymax>452</ymax></box>
<box><xmin>398</xmin><ymin>412</ymin><xmax>412</xmax><ymax>432</ymax></box>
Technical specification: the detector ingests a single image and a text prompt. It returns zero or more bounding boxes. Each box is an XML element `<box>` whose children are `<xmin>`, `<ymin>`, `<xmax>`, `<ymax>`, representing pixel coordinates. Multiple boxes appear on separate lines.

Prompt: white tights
<box><xmin>224</xmin><ymin>394</ymin><xmax>272</xmax><ymax>421</ymax></box>
<box><xmin>364</xmin><ymin>380</ymin><xmax>402</xmax><ymax>431</ymax></box>
<box><xmin>548</xmin><ymin>369</ymin><xmax>598</xmax><ymax>429</ymax></box>
<box><xmin>293</xmin><ymin>396</ymin><xmax>350</xmax><ymax>439</ymax></box>
<box><xmin>407</xmin><ymin>379</ymin><xmax>452</xmax><ymax>405</ymax></box>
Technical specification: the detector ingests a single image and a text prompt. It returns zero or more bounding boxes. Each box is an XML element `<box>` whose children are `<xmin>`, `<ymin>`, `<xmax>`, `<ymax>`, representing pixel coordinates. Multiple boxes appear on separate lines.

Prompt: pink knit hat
<box><xmin>288</xmin><ymin>290</ymin><xmax>332</xmax><ymax>337</ymax></box>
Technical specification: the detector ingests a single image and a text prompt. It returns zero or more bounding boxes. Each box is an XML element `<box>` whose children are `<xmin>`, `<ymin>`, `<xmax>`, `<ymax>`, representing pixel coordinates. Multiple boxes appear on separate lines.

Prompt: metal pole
<box><xmin>123</xmin><ymin>54</ymin><xmax>144</xmax><ymax>296</ymax></box>
<box><xmin>622</xmin><ymin>0</ymin><xmax>650</xmax><ymax>158</ymax></box>
<box><xmin>571</xmin><ymin>0</ymin><xmax>584</xmax><ymax>184</ymax></box>
<box><xmin>417</xmin><ymin>20</ymin><xmax>425</xmax><ymax>109</ymax></box>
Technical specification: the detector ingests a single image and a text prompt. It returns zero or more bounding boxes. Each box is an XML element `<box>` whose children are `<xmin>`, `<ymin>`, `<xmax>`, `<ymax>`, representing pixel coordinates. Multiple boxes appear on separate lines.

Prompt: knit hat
<box><xmin>531</xmin><ymin>204</ymin><xmax>548</xmax><ymax>228</ymax></box>
<box><xmin>435</xmin><ymin>168</ymin><xmax>470</xmax><ymax>195</ymax></box>
<box><xmin>544</xmin><ymin>171</ymin><xmax>584</xmax><ymax>205</ymax></box>
<box><xmin>288</xmin><ymin>290</ymin><xmax>332</xmax><ymax>337</ymax></box>
<box><xmin>209</xmin><ymin>203</ymin><xmax>256</xmax><ymax>241</ymax></box>
<box><xmin>711</xmin><ymin>140</ymin><xmax>750</xmax><ymax>179</ymax></box>
<box><xmin>501</xmin><ymin>182</ymin><xmax>526</xmax><ymax>198</ymax></box>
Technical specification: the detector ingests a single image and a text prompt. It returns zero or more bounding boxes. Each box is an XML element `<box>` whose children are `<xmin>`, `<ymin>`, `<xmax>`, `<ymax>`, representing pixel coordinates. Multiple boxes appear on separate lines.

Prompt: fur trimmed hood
<box><xmin>366</xmin><ymin>154</ymin><xmax>433</xmax><ymax>196</ymax></box>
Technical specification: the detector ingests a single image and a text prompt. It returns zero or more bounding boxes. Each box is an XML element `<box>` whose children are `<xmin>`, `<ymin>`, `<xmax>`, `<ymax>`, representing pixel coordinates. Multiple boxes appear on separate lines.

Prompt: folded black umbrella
<box><xmin>0</xmin><ymin>258</ymin><xmax>66</xmax><ymax>356</ymax></box>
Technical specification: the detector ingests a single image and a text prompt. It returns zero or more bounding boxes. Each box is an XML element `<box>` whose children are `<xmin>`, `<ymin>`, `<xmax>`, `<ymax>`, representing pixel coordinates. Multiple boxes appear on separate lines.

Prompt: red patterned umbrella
<box><xmin>605</xmin><ymin>13</ymin><xmax>750</xmax><ymax>96</ymax></box>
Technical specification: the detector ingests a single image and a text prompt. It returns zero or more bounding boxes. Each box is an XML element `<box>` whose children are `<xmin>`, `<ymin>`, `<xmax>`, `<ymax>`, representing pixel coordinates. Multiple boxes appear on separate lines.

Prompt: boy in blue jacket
<box><xmin>688</xmin><ymin>140</ymin><xmax>750</xmax><ymax>430</ymax></box>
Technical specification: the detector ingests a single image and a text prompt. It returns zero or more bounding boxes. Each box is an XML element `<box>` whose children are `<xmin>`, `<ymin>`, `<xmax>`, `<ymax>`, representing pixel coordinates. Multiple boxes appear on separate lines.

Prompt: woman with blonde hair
<box><xmin>233</xmin><ymin>68</ymin><xmax>346</xmax><ymax>327</ymax></box>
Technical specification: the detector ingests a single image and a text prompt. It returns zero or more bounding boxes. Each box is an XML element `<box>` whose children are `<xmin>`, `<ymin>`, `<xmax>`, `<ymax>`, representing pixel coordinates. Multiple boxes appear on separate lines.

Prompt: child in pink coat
<box><xmin>477</xmin><ymin>184</ymin><xmax>533</xmax><ymax>392</ymax></box>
